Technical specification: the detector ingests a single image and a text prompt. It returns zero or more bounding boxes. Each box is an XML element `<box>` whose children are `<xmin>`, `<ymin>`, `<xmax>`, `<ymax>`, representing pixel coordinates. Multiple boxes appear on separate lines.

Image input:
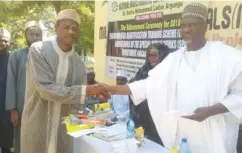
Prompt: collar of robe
<box><xmin>52</xmin><ymin>38</ymin><xmax>74</xmax><ymax>57</ymax></box>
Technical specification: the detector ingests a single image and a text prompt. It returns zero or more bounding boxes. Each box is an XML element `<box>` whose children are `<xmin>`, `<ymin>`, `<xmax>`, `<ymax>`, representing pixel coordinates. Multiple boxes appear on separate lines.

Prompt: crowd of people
<box><xmin>0</xmin><ymin>2</ymin><xmax>242</xmax><ymax>153</ymax></box>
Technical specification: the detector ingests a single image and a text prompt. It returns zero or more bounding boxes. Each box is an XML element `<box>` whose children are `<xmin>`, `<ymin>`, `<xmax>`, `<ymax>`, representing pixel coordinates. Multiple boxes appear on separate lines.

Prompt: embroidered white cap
<box><xmin>24</xmin><ymin>21</ymin><xmax>41</xmax><ymax>31</ymax></box>
<box><xmin>116</xmin><ymin>70</ymin><xmax>127</xmax><ymax>78</ymax></box>
<box><xmin>0</xmin><ymin>28</ymin><xmax>10</xmax><ymax>39</ymax></box>
<box><xmin>56</xmin><ymin>9</ymin><xmax>80</xmax><ymax>25</ymax></box>
<box><xmin>86</xmin><ymin>67</ymin><xmax>94</xmax><ymax>74</ymax></box>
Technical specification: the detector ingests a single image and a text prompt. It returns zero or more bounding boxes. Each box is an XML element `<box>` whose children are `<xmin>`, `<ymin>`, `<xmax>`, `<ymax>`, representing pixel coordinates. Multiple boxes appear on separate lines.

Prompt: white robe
<box><xmin>128</xmin><ymin>41</ymin><xmax>242</xmax><ymax>153</ymax></box>
<box><xmin>110</xmin><ymin>95</ymin><xmax>130</xmax><ymax>120</ymax></box>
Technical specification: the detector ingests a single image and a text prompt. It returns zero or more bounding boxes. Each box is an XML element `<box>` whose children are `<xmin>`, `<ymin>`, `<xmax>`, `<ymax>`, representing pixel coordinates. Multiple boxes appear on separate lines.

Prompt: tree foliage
<box><xmin>0</xmin><ymin>1</ymin><xmax>94</xmax><ymax>55</ymax></box>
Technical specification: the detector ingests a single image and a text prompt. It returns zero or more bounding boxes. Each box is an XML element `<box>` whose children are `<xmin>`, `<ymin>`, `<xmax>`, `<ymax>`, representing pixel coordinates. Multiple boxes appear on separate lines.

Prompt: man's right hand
<box><xmin>86</xmin><ymin>84</ymin><xmax>110</xmax><ymax>100</ymax></box>
<box><xmin>10</xmin><ymin>109</ymin><xmax>20</xmax><ymax>127</ymax></box>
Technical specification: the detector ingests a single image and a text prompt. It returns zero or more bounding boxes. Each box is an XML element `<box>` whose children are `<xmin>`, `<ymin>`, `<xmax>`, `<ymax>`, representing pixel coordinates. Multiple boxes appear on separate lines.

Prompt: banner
<box><xmin>105</xmin><ymin>1</ymin><xmax>242</xmax><ymax>79</ymax></box>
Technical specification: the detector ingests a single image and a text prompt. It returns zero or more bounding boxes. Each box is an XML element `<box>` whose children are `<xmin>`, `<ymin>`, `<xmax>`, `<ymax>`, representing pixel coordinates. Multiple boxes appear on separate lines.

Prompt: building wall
<box><xmin>94</xmin><ymin>1</ymin><xmax>116</xmax><ymax>85</ymax></box>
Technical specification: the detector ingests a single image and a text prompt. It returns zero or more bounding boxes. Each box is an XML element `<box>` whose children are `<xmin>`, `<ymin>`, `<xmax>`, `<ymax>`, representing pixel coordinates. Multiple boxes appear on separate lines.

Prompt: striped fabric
<box><xmin>20</xmin><ymin>39</ymin><xmax>87</xmax><ymax>153</ymax></box>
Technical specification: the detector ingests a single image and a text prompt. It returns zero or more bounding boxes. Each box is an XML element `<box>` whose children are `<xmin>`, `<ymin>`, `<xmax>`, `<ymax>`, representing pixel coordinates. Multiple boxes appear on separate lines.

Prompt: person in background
<box><xmin>85</xmin><ymin>68</ymin><xmax>101</xmax><ymax>105</ymax></box>
<box><xmin>129</xmin><ymin>43</ymin><xmax>171</xmax><ymax>145</ymax></box>
<box><xmin>0</xmin><ymin>28</ymin><xmax>13</xmax><ymax>153</ymax></box>
<box><xmin>5</xmin><ymin>20</ymin><xmax>42</xmax><ymax>153</ymax></box>
<box><xmin>110</xmin><ymin>71</ymin><xmax>129</xmax><ymax>122</ymax></box>
<box><xmin>87</xmin><ymin>67</ymin><xmax>98</xmax><ymax>85</ymax></box>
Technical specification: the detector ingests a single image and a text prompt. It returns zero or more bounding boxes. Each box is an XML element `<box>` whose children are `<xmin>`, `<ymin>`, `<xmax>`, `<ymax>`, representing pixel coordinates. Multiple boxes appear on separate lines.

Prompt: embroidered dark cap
<box><xmin>182</xmin><ymin>3</ymin><xmax>208</xmax><ymax>22</ymax></box>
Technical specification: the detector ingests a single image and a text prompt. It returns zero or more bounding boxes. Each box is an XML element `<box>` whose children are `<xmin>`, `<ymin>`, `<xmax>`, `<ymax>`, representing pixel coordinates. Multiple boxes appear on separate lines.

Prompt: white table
<box><xmin>73</xmin><ymin>135</ymin><xmax>169</xmax><ymax>153</ymax></box>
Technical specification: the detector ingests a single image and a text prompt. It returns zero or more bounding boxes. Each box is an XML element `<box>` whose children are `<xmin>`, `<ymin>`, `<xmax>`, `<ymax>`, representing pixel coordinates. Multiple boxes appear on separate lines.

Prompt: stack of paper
<box><xmin>68</xmin><ymin>127</ymin><xmax>106</xmax><ymax>138</ymax></box>
<box><xmin>93</xmin><ymin>124</ymin><xmax>127</xmax><ymax>142</ymax></box>
<box><xmin>109</xmin><ymin>138</ymin><xmax>138</xmax><ymax>153</ymax></box>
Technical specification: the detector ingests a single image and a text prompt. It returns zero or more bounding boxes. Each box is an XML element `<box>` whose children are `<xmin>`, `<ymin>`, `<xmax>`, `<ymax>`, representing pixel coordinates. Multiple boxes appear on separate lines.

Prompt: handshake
<box><xmin>86</xmin><ymin>84</ymin><xmax>113</xmax><ymax>100</ymax></box>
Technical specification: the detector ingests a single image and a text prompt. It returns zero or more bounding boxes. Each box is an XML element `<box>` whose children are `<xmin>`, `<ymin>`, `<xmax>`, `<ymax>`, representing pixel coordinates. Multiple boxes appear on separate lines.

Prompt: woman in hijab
<box><xmin>129</xmin><ymin>43</ymin><xmax>171</xmax><ymax>146</ymax></box>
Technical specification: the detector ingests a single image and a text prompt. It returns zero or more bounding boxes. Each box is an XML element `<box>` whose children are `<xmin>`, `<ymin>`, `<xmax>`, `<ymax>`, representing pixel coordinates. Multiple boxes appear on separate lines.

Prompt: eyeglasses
<box><xmin>147</xmin><ymin>53</ymin><xmax>159</xmax><ymax>58</ymax></box>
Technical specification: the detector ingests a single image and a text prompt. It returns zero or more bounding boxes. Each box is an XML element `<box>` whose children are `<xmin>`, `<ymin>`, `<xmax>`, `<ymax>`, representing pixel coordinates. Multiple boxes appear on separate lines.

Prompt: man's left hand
<box><xmin>182</xmin><ymin>107</ymin><xmax>212</xmax><ymax>122</ymax></box>
<box><xmin>10</xmin><ymin>109</ymin><xmax>21</xmax><ymax>127</ymax></box>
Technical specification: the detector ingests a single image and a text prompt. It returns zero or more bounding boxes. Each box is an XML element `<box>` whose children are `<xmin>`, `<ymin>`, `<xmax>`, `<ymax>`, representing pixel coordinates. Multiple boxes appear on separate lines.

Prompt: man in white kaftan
<box><xmin>105</xmin><ymin>3</ymin><xmax>242</xmax><ymax>153</ymax></box>
<box><xmin>129</xmin><ymin>40</ymin><xmax>242</xmax><ymax>153</ymax></box>
<box><xmin>20</xmin><ymin>9</ymin><xmax>108</xmax><ymax>153</ymax></box>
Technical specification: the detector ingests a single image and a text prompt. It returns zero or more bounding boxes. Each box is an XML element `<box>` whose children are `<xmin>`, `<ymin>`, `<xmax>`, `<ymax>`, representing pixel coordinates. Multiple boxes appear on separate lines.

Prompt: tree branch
<box><xmin>51</xmin><ymin>1</ymin><xmax>61</xmax><ymax>14</ymax></box>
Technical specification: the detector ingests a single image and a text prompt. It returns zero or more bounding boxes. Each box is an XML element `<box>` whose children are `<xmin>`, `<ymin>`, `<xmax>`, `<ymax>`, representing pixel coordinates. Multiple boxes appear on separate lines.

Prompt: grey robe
<box><xmin>21</xmin><ymin>40</ymin><xmax>86</xmax><ymax>153</ymax></box>
<box><xmin>5</xmin><ymin>48</ymin><xmax>28</xmax><ymax>153</ymax></box>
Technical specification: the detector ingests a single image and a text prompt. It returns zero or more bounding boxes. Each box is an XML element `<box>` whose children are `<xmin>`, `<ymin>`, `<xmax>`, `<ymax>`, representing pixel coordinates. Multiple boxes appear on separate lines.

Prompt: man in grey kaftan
<box><xmin>5</xmin><ymin>21</ymin><xmax>42</xmax><ymax>153</ymax></box>
<box><xmin>20</xmin><ymin>9</ymin><xmax>108</xmax><ymax>153</ymax></box>
<box><xmin>21</xmin><ymin>39</ymin><xmax>87</xmax><ymax>153</ymax></box>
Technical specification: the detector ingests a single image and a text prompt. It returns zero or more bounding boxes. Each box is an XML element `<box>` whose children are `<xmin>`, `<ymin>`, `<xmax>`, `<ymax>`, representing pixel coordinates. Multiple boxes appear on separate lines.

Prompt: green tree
<box><xmin>0</xmin><ymin>1</ymin><xmax>94</xmax><ymax>55</ymax></box>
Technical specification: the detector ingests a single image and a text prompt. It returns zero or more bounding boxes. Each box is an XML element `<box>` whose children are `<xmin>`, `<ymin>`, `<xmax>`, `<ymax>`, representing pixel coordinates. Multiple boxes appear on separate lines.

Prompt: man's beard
<box><xmin>27</xmin><ymin>41</ymin><xmax>32</xmax><ymax>47</ymax></box>
<box><xmin>0</xmin><ymin>47</ymin><xmax>8</xmax><ymax>53</ymax></box>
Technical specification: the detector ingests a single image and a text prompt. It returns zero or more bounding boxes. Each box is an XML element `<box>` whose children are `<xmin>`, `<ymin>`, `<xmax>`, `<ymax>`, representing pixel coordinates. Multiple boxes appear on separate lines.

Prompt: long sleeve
<box><xmin>5</xmin><ymin>51</ymin><xmax>17</xmax><ymax>110</ymax></box>
<box><xmin>28</xmin><ymin>44</ymin><xmax>86</xmax><ymax>104</ymax></box>
<box><xmin>128</xmin><ymin>79</ymin><xmax>147</xmax><ymax>106</ymax></box>
<box><xmin>221</xmin><ymin>70</ymin><xmax>242</xmax><ymax>122</ymax></box>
